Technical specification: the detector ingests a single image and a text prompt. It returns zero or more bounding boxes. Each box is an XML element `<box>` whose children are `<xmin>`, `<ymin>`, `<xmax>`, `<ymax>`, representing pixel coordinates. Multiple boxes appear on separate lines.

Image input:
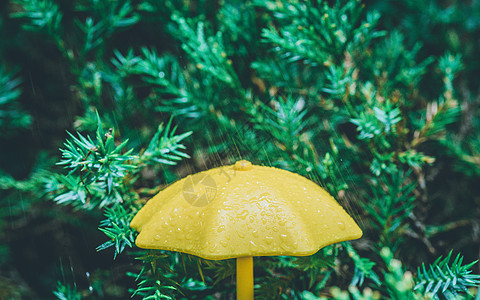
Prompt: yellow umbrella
<box><xmin>130</xmin><ymin>160</ymin><xmax>362</xmax><ymax>299</ymax></box>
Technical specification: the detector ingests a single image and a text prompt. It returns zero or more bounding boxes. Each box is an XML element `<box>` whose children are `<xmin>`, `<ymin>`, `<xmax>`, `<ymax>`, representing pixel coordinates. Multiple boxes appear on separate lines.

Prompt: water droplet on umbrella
<box><xmin>280</xmin><ymin>243</ymin><xmax>291</xmax><ymax>251</ymax></box>
<box><xmin>260</xmin><ymin>192</ymin><xmax>271</xmax><ymax>199</ymax></box>
<box><xmin>264</xmin><ymin>236</ymin><xmax>273</xmax><ymax>245</ymax></box>
<box><xmin>292</xmin><ymin>241</ymin><xmax>298</xmax><ymax>250</ymax></box>
<box><xmin>249</xmin><ymin>241</ymin><xmax>258</xmax><ymax>251</ymax></box>
<box><xmin>237</xmin><ymin>229</ymin><xmax>245</xmax><ymax>238</ymax></box>
<box><xmin>238</xmin><ymin>210</ymin><xmax>249</xmax><ymax>219</ymax></box>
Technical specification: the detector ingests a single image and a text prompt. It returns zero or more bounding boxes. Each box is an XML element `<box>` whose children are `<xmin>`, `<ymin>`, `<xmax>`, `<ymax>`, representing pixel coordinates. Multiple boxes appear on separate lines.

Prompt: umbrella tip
<box><xmin>234</xmin><ymin>160</ymin><xmax>253</xmax><ymax>171</ymax></box>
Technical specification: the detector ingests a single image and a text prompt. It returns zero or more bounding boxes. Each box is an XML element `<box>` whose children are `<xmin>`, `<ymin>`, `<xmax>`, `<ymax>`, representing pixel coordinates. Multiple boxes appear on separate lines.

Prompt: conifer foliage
<box><xmin>1</xmin><ymin>0</ymin><xmax>480</xmax><ymax>299</ymax></box>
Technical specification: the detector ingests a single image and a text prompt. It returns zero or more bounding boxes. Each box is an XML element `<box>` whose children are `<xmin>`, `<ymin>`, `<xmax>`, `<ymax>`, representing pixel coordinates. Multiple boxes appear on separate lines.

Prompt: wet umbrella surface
<box><xmin>131</xmin><ymin>160</ymin><xmax>362</xmax><ymax>299</ymax></box>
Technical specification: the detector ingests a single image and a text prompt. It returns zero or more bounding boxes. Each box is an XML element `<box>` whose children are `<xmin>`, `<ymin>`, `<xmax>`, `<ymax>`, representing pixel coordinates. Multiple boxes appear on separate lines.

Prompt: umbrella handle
<box><xmin>237</xmin><ymin>256</ymin><xmax>253</xmax><ymax>300</ymax></box>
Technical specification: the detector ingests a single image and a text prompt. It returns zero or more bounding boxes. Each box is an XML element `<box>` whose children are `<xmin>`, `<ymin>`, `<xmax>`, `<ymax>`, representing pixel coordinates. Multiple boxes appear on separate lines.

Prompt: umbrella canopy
<box><xmin>130</xmin><ymin>160</ymin><xmax>362</xmax><ymax>260</ymax></box>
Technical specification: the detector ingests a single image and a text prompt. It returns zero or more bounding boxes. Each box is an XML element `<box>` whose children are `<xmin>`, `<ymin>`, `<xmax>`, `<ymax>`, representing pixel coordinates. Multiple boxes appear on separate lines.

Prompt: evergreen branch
<box><xmin>350</xmin><ymin>99</ymin><xmax>402</xmax><ymax>147</ymax></box>
<box><xmin>412</xmin><ymin>98</ymin><xmax>461</xmax><ymax>146</ymax></box>
<box><xmin>204</xmin><ymin>259</ymin><xmax>236</xmax><ymax>286</ymax></box>
<box><xmin>45</xmin><ymin>173</ymin><xmax>123</xmax><ymax>209</ymax></box>
<box><xmin>327</xmin><ymin>286</ymin><xmax>382</xmax><ymax>300</ymax></box>
<box><xmin>251</xmin><ymin>58</ymin><xmax>309</xmax><ymax>93</ymax></box>
<box><xmin>131</xmin><ymin>48</ymin><xmax>201</xmax><ymax>118</ymax></box>
<box><xmin>410</xmin><ymin>53</ymin><xmax>462</xmax><ymax>148</ymax></box>
<box><xmin>56</xmin><ymin>114</ymin><xmax>137</xmax><ymax>207</ymax></box>
<box><xmin>344</xmin><ymin>242</ymin><xmax>381</xmax><ymax>287</ymax></box>
<box><xmin>322</xmin><ymin>64</ymin><xmax>355</xmax><ymax>97</ymax></box>
<box><xmin>293</xmin><ymin>248</ymin><xmax>336</xmax><ymax>272</ymax></box>
<box><xmin>261</xmin><ymin>26</ymin><xmax>331</xmax><ymax>67</ymax></box>
<box><xmin>134</xmin><ymin>48</ymin><xmax>185</xmax><ymax>94</ymax></box>
<box><xmin>351</xmin><ymin>112</ymin><xmax>382</xmax><ymax>140</ymax></box>
<box><xmin>258</xmin><ymin>0</ymin><xmax>381</xmax><ymax>66</ymax></box>
<box><xmin>140</xmin><ymin>117</ymin><xmax>192</xmax><ymax>166</ymax></box>
<box><xmin>380</xmin><ymin>247</ymin><xmax>418</xmax><ymax>299</ymax></box>
<box><xmin>171</xmin><ymin>14</ymin><xmax>240</xmax><ymax>89</ymax></box>
<box><xmin>58</xmin><ymin>126</ymin><xmax>136</xmax><ymax>192</ymax></box>
<box><xmin>363</xmin><ymin>169</ymin><xmax>416</xmax><ymax>247</ymax></box>
<box><xmin>0</xmin><ymin>67</ymin><xmax>22</xmax><ymax>105</ymax></box>
<box><xmin>97</xmin><ymin>205</ymin><xmax>136</xmax><ymax>259</ymax></box>
<box><xmin>397</xmin><ymin>149</ymin><xmax>435</xmax><ymax>170</ymax></box>
<box><xmin>111</xmin><ymin>49</ymin><xmax>142</xmax><ymax>78</ymax></box>
<box><xmin>438</xmin><ymin>53</ymin><xmax>463</xmax><ymax>97</ymax></box>
<box><xmin>217</xmin><ymin>1</ymin><xmax>257</xmax><ymax>58</ymax></box>
<box><xmin>415</xmin><ymin>251</ymin><xmax>480</xmax><ymax>299</ymax></box>
<box><xmin>251</xmin><ymin>96</ymin><xmax>310</xmax><ymax>153</ymax></box>
<box><xmin>369</xmin><ymin>30</ymin><xmax>434</xmax><ymax>90</ymax></box>
<box><xmin>0</xmin><ymin>169</ymin><xmax>42</xmax><ymax>192</ymax></box>
<box><xmin>255</xmin><ymin>275</ymin><xmax>292</xmax><ymax>299</ymax></box>
<box><xmin>53</xmin><ymin>281</ymin><xmax>82</xmax><ymax>300</ymax></box>
<box><xmin>373</xmin><ymin>102</ymin><xmax>402</xmax><ymax>133</ymax></box>
<box><xmin>129</xmin><ymin>251</ymin><xmax>180</xmax><ymax>300</ymax></box>
<box><xmin>0</xmin><ymin>66</ymin><xmax>31</xmax><ymax>134</ymax></box>
<box><xmin>75</xmin><ymin>17</ymin><xmax>105</xmax><ymax>54</ymax></box>
<box><xmin>292</xmin><ymin>247</ymin><xmax>337</xmax><ymax>289</ymax></box>
<box><xmin>53</xmin><ymin>113</ymin><xmax>191</xmax><ymax>209</ymax></box>
<box><xmin>75</xmin><ymin>0</ymin><xmax>140</xmax><ymax>39</ymax></box>
<box><xmin>11</xmin><ymin>0</ymin><xmax>62</xmax><ymax>37</ymax></box>
<box><xmin>441</xmin><ymin>135</ymin><xmax>480</xmax><ymax>177</ymax></box>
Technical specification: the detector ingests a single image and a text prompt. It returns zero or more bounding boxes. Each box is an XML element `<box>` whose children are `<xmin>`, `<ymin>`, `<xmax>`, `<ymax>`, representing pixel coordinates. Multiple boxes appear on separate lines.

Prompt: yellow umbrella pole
<box><xmin>236</xmin><ymin>256</ymin><xmax>254</xmax><ymax>300</ymax></box>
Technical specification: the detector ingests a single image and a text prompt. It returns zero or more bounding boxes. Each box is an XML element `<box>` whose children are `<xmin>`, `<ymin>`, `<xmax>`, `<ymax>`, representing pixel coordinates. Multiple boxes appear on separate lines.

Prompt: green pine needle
<box><xmin>415</xmin><ymin>251</ymin><xmax>480</xmax><ymax>299</ymax></box>
<box><xmin>97</xmin><ymin>205</ymin><xmax>136</xmax><ymax>259</ymax></box>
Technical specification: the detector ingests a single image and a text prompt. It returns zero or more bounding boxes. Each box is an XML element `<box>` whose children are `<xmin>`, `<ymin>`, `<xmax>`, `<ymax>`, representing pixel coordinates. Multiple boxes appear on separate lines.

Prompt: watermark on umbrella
<box><xmin>183</xmin><ymin>172</ymin><xmax>217</xmax><ymax>207</ymax></box>
<box><xmin>182</xmin><ymin>166</ymin><xmax>238</xmax><ymax>207</ymax></box>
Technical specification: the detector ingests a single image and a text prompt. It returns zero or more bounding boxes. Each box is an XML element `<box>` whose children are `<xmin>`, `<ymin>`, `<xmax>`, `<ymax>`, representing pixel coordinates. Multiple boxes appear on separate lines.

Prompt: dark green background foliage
<box><xmin>1</xmin><ymin>0</ymin><xmax>480</xmax><ymax>299</ymax></box>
